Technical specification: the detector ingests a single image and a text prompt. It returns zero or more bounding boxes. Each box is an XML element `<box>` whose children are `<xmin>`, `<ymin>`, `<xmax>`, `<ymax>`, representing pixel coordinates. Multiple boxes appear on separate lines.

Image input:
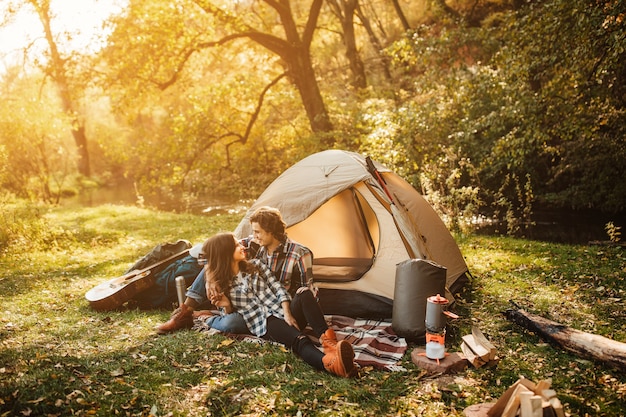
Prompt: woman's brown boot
<box><xmin>156</xmin><ymin>304</ymin><xmax>193</xmax><ymax>334</ymax></box>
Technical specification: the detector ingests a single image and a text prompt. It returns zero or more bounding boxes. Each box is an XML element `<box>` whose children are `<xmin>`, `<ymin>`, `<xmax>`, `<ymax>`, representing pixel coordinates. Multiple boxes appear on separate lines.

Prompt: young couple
<box><xmin>156</xmin><ymin>206</ymin><xmax>357</xmax><ymax>378</ymax></box>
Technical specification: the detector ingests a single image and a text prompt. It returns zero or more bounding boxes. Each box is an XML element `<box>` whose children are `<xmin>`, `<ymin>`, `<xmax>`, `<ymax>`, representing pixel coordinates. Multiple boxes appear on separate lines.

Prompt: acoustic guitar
<box><xmin>85</xmin><ymin>249</ymin><xmax>190</xmax><ymax>311</ymax></box>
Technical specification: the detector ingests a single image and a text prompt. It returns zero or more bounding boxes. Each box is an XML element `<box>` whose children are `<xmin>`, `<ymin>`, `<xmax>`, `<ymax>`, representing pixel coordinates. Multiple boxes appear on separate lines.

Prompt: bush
<box><xmin>0</xmin><ymin>199</ymin><xmax>49</xmax><ymax>253</ymax></box>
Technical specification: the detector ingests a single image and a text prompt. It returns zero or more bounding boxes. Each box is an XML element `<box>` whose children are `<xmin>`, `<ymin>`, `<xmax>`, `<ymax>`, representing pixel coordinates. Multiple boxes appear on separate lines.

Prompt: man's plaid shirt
<box><xmin>243</xmin><ymin>236</ymin><xmax>313</xmax><ymax>296</ymax></box>
<box><xmin>228</xmin><ymin>259</ymin><xmax>291</xmax><ymax>337</ymax></box>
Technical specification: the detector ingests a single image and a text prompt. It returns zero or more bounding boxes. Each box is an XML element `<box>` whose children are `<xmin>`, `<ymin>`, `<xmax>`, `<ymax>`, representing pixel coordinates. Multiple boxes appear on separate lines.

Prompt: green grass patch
<box><xmin>1</xmin><ymin>204</ymin><xmax>624</xmax><ymax>416</ymax></box>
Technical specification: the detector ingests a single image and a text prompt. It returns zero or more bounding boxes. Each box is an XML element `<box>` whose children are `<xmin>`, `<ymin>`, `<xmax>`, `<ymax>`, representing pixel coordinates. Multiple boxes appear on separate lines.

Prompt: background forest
<box><xmin>1</xmin><ymin>0</ymin><xmax>625</xmax><ymax>234</ymax></box>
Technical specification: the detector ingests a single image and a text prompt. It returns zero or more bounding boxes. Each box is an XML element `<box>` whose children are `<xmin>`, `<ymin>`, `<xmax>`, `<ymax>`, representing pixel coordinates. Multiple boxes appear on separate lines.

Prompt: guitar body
<box><xmin>85</xmin><ymin>249</ymin><xmax>190</xmax><ymax>311</ymax></box>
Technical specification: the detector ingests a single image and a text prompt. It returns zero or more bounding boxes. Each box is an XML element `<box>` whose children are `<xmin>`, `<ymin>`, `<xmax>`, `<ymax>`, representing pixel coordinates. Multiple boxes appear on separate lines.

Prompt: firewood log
<box><xmin>503</xmin><ymin>307</ymin><xmax>626</xmax><ymax>372</ymax></box>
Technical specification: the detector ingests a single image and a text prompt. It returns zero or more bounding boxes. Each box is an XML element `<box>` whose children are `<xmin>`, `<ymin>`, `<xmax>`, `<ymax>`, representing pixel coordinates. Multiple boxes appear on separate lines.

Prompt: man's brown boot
<box><xmin>320</xmin><ymin>328</ymin><xmax>339</xmax><ymax>353</ymax></box>
<box><xmin>156</xmin><ymin>304</ymin><xmax>193</xmax><ymax>334</ymax></box>
<box><xmin>322</xmin><ymin>339</ymin><xmax>357</xmax><ymax>378</ymax></box>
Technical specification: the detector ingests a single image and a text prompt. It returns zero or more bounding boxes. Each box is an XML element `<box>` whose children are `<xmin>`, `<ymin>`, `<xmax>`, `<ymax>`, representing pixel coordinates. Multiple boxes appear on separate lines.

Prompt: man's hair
<box><xmin>250</xmin><ymin>206</ymin><xmax>287</xmax><ymax>242</ymax></box>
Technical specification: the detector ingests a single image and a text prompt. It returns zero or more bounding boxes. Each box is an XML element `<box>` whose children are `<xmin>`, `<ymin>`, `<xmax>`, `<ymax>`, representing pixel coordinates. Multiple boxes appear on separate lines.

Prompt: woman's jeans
<box><xmin>204</xmin><ymin>313</ymin><xmax>250</xmax><ymax>334</ymax></box>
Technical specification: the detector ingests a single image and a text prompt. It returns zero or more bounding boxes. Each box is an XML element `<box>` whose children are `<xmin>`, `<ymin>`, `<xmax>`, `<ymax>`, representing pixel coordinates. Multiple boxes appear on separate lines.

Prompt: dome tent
<box><xmin>234</xmin><ymin>150</ymin><xmax>469</xmax><ymax>319</ymax></box>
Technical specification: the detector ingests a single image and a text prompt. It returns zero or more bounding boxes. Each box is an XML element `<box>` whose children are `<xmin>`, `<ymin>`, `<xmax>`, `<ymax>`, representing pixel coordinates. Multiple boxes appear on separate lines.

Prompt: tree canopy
<box><xmin>1</xmin><ymin>0</ymin><xmax>625</xmax><ymax>227</ymax></box>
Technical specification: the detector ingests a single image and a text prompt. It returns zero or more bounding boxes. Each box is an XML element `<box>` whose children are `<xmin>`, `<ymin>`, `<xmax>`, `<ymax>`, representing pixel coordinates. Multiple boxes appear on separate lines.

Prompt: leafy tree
<box><xmin>103</xmin><ymin>0</ymin><xmax>333</xmax><ymax>136</ymax></box>
<box><xmin>384</xmin><ymin>0</ymin><xmax>626</xmax><ymax>218</ymax></box>
<box><xmin>0</xmin><ymin>68</ymin><xmax>76</xmax><ymax>202</ymax></box>
<box><xmin>483</xmin><ymin>0</ymin><xmax>626</xmax><ymax>212</ymax></box>
<box><xmin>98</xmin><ymin>1</ymin><xmax>314</xmax><ymax>199</ymax></box>
<box><xmin>24</xmin><ymin>0</ymin><xmax>92</xmax><ymax>177</ymax></box>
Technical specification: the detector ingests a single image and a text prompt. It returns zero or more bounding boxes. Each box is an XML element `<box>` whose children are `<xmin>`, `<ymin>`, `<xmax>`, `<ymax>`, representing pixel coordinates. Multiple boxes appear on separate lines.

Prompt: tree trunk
<box><xmin>355</xmin><ymin>2</ymin><xmax>392</xmax><ymax>82</ymax></box>
<box><xmin>391</xmin><ymin>0</ymin><xmax>410</xmax><ymax>31</ymax></box>
<box><xmin>286</xmin><ymin>45</ymin><xmax>334</xmax><ymax>134</ymax></box>
<box><xmin>504</xmin><ymin>308</ymin><xmax>626</xmax><ymax>372</ymax></box>
<box><xmin>32</xmin><ymin>0</ymin><xmax>90</xmax><ymax>177</ymax></box>
<box><xmin>71</xmin><ymin>125</ymin><xmax>91</xmax><ymax>177</ymax></box>
<box><xmin>327</xmin><ymin>0</ymin><xmax>367</xmax><ymax>89</ymax></box>
<box><xmin>271</xmin><ymin>0</ymin><xmax>333</xmax><ymax>134</ymax></box>
<box><xmin>186</xmin><ymin>1</ymin><xmax>335</xmax><ymax>136</ymax></box>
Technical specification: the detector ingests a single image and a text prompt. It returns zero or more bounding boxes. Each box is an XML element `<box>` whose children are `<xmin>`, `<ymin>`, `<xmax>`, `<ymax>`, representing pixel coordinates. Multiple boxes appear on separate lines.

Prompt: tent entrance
<box><xmin>287</xmin><ymin>187</ymin><xmax>377</xmax><ymax>283</ymax></box>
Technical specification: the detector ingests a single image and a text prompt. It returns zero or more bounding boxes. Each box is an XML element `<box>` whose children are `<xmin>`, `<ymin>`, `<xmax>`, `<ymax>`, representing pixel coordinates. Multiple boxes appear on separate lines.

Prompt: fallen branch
<box><xmin>503</xmin><ymin>307</ymin><xmax>626</xmax><ymax>372</ymax></box>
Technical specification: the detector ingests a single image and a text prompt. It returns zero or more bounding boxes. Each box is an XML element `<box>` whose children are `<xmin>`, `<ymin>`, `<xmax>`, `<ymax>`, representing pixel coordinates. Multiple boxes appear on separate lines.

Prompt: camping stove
<box><xmin>424</xmin><ymin>294</ymin><xmax>457</xmax><ymax>360</ymax></box>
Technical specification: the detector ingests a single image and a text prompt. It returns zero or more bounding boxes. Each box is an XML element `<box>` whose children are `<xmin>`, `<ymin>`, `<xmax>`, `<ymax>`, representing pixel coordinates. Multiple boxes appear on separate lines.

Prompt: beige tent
<box><xmin>234</xmin><ymin>150</ymin><xmax>469</xmax><ymax>319</ymax></box>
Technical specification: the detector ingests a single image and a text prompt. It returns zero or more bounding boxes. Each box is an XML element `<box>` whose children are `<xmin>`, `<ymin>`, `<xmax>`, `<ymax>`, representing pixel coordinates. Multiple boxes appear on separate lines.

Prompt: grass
<box><xmin>1</xmin><ymin>204</ymin><xmax>625</xmax><ymax>416</ymax></box>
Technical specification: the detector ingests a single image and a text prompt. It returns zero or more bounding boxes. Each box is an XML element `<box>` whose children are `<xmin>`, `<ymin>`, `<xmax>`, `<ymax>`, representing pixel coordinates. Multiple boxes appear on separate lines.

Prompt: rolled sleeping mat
<box><xmin>392</xmin><ymin>258</ymin><xmax>447</xmax><ymax>342</ymax></box>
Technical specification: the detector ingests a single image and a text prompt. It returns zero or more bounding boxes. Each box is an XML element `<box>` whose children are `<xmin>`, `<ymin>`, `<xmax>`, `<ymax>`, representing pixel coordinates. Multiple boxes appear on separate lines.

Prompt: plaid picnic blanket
<box><xmin>193</xmin><ymin>314</ymin><xmax>408</xmax><ymax>371</ymax></box>
<box><xmin>326</xmin><ymin>315</ymin><xmax>408</xmax><ymax>371</ymax></box>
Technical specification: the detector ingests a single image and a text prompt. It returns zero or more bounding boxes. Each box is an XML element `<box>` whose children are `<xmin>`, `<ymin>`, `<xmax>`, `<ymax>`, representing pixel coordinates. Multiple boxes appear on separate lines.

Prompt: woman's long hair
<box><xmin>202</xmin><ymin>232</ymin><xmax>257</xmax><ymax>291</ymax></box>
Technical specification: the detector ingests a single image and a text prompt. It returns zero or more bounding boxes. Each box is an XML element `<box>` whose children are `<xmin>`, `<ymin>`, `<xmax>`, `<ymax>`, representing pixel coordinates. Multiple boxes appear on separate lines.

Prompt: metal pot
<box><xmin>425</xmin><ymin>294</ymin><xmax>458</xmax><ymax>332</ymax></box>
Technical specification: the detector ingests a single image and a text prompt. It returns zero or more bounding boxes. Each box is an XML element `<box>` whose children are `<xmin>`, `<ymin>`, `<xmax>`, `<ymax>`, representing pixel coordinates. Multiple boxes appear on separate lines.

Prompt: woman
<box><xmin>156</xmin><ymin>206</ymin><xmax>314</xmax><ymax>334</ymax></box>
<box><xmin>203</xmin><ymin>232</ymin><xmax>357</xmax><ymax>378</ymax></box>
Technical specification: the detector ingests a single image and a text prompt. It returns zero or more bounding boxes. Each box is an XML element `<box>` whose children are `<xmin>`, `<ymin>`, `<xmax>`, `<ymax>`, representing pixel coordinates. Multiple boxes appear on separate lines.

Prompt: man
<box><xmin>156</xmin><ymin>206</ymin><xmax>316</xmax><ymax>334</ymax></box>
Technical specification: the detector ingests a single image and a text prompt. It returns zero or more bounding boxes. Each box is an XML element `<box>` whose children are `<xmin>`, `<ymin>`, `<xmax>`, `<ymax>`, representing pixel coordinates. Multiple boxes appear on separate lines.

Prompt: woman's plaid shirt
<box><xmin>228</xmin><ymin>259</ymin><xmax>291</xmax><ymax>337</ymax></box>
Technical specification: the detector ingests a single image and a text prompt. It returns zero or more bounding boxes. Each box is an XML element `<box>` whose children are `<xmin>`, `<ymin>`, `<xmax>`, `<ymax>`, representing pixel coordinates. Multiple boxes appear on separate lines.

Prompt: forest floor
<box><xmin>1</xmin><ymin>204</ymin><xmax>625</xmax><ymax>416</ymax></box>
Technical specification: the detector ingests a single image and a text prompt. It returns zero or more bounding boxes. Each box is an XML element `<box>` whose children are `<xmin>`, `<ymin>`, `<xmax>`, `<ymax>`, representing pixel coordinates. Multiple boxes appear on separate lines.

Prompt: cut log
<box><xmin>540</xmin><ymin>389</ymin><xmax>557</xmax><ymax>400</ymax></box>
<box><xmin>501</xmin><ymin>384</ymin><xmax>533</xmax><ymax>417</ymax></box>
<box><xmin>484</xmin><ymin>377</ymin><xmax>566</xmax><ymax>417</ymax></box>
<box><xmin>461</xmin><ymin>341</ymin><xmax>485</xmax><ymax>368</ymax></box>
<box><xmin>461</xmin><ymin>326</ymin><xmax>498</xmax><ymax>368</ymax></box>
<box><xmin>503</xmin><ymin>308</ymin><xmax>626</xmax><ymax>372</ymax></box>
<box><xmin>487</xmin><ymin>377</ymin><xmax>536</xmax><ymax>417</ymax></box>
<box><xmin>534</xmin><ymin>378</ymin><xmax>551</xmax><ymax>394</ymax></box>
<box><xmin>548</xmin><ymin>398</ymin><xmax>565</xmax><ymax>417</ymax></box>
<box><xmin>519</xmin><ymin>391</ymin><xmax>543</xmax><ymax>417</ymax></box>
<box><xmin>462</xmin><ymin>334</ymin><xmax>490</xmax><ymax>366</ymax></box>
<box><xmin>472</xmin><ymin>326</ymin><xmax>497</xmax><ymax>360</ymax></box>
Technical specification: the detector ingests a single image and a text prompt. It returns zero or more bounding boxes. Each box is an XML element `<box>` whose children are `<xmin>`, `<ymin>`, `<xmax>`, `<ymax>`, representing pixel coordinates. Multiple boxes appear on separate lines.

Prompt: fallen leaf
<box><xmin>26</xmin><ymin>397</ymin><xmax>44</xmax><ymax>404</ymax></box>
<box><xmin>218</xmin><ymin>339</ymin><xmax>235</xmax><ymax>347</ymax></box>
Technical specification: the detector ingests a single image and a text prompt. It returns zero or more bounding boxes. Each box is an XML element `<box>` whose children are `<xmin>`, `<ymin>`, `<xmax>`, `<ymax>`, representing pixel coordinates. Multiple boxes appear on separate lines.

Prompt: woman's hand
<box><xmin>207</xmin><ymin>280</ymin><xmax>233</xmax><ymax>313</ymax></box>
<box><xmin>210</xmin><ymin>291</ymin><xmax>228</xmax><ymax>308</ymax></box>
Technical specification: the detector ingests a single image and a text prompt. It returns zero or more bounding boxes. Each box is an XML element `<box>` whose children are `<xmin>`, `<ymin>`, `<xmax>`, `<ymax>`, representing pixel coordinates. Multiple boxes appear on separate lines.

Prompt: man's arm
<box><xmin>303</xmin><ymin>250</ymin><xmax>314</xmax><ymax>286</ymax></box>
<box><xmin>295</xmin><ymin>248</ymin><xmax>318</xmax><ymax>298</ymax></box>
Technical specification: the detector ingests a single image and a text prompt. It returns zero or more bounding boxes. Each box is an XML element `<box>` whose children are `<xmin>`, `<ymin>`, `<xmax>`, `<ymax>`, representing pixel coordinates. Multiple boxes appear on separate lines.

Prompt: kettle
<box><xmin>425</xmin><ymin>294</ymin><xmax>458</xmax><ymax>333</ymax></box>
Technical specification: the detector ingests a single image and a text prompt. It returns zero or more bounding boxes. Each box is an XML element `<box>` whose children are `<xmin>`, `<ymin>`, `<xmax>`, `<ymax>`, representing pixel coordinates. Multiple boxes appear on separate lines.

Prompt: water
<box><xmin>65</xmin><ymin>185</ymin><xmax>248</xmax><ymax>216</ymax></box>
<box><xmin>475</xmin><ymin>209</ymin><xmax>626</xmax><ymax>245</ymax></box>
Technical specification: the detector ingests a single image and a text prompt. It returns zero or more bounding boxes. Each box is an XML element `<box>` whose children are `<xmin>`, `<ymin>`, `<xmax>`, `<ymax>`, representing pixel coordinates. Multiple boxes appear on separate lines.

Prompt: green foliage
<box><xmin>605</xmin><ymin>221</ymin><xmax>622</xmax><ymax>243</ymax></box>
<box><xmin>492</xmin><ymin>173</ymin><xmax>534</xmax><ymax>237</ymax></box>
<box><xmin>0</xmin><ymin>70</ymin><xmax>77</xmax><ymax>202</ymax></box>
<box><xmin>96</xmin><ymin>0</ymin><xmax>323</xmax><ymax>203</ymax></box>
<box><xmin>381</xmin><ymin>0</ymin><xmax>626</xmax><ymax>225</ymax></box>
<box><xmin>486</xmin><ymin>0</ymin><xmax>626</xmax><ymax>212</ymax></box>
<box><xmin>351</xmin><ymin>94</ymin><xmax>414</xmax><ymax>174</ymax></box>
<box><xmin>0</xmin><ymin>199</ymin><xmax>50</xmax><ymax>253</ymax></box>
<box><xmin>418</xmin><ymin>146</ymin><xmax>483</xmax><ymax>234</ymax></box>
<box><xmin>3</xmin><ymin>0</ymin><xmax>626</xmax><ymax>225</ymax></box>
